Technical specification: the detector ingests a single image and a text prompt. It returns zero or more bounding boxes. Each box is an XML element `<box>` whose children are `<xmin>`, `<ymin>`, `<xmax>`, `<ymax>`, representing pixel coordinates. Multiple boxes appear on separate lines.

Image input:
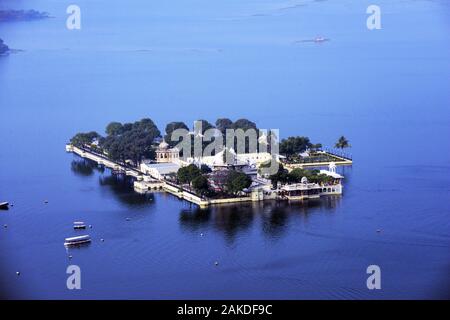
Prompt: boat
<box><xmin>314</xmin><ymin>36</ymin><xmax>328</xmax><ymax>43</ymax></box>
<box><xmin>73</xmin><ymin>221</ymin><xmax>87</xmax><ymax>229</ymax></box>
<box><xmin>0</xmin><ymin>202</ymin><xmax>9</xmax><ymax>210</ymax></box>
<box><xmin>64</xmin><ymin>235</ymin><xmax>91</xmax><ymax>246</ymax></box>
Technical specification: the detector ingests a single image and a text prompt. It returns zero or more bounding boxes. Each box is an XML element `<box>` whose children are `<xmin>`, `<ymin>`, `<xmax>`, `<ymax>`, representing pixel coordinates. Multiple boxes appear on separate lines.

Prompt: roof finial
<box><xmin>329</xmin><ymin>162</ymin><xmax>336</xmax><ymax>173</ymax></box>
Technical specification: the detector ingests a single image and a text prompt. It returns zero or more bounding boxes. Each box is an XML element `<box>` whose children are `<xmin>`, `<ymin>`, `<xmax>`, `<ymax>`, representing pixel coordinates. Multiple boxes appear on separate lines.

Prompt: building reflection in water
<box><xmin>70</xmin><ymin>158</ymin><xmax>154</xmax><ymax>207</ymax></box>
<box><xmin>71</xmin><ymin>157</ymin><xmax>341</xmax><ymax>236</ymax></box>
<box><xmin>71</xmin><ymin>159</ymin><xmax>104</xmax><ymax>176</ymax></box>
<box><xmin>179</xmin><ymin>196</ymin><xmax>341</xmax><ymax>242</ymax></box>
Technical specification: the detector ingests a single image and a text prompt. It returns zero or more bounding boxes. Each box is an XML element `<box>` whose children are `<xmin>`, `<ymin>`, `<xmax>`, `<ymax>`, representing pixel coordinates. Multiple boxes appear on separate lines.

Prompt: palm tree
<box><xmin>335</xmin><ymin>136</ymin><xmax>350</xmax><ymax>149</ymax></box>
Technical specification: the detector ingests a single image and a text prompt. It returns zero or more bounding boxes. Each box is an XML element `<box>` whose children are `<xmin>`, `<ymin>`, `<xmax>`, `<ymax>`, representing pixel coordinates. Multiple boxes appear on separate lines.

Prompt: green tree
<box><xmin>279</xmin><ymin>136</ymin><xmax>313</xmax><ymax>156</ymax></box>
<box><xmin>232</xmin><ymin>119</ymin><xmax>257</xmax><ymax>151</ymax></box>
<box><xmin>70</xmin><ymin>131</ymin><xmax>100</xmax><ymax>147</ymax></box>
<box><xmin>285</xmin><ymin>168</ymin><xmax>334</xmax><ymax>185</ymax></box>
<box><xmin>309</xmin><ymin>143</ymin><xmax>322</xmax><ymax>152</ymax></box>
<box><xmin>231</xmin><ymin>118</ymin><xmax>257</xmax><ymax>131</ymax></box>
<box><xmin>132</xmin><ymin>118</ymin><xmax>160</xmax><ymax>137</ymax></box>
<box><xmin>101</xmin><ymin>118</ymin><xmax>161</xmax><ymax>165</ymax></box>
<box><xmin>309</xmin><ymin>173</ymin><xmax>333</xmax><ymax>184</ymax></box>
<box><xmin>195</xmin><ymin>119</ymin><xmax>214</xmax><ymax>134</ymax></box>
<box><xmin>165</xmin><ymin>121</ymin><xmax>189</xmax><ymax>147</ymax></box>
<box><xmin>215</xmin><ymin>118</ymin><xmax>233</xmax><ymax>133</ymax></box>
<box><xmin>226</xmin><ymin>170</ymin><xmax>252</xmax><ymax>195</ymax></box>
<box><xmin>335</xmin><ymin>136</ymin><xmax>350</xmax><ymax>149</ymax></box>
<box><xmin>289</xmin><ymin>168</ymin><xmax>317</xmax><ymax>182</ymax></box>
<box><xmin>105</xmin><ymin>122</ymin><xmax>123</xmax><ymax>136</ymax></box>
<box><xmin>177</xmin><ymin>164</ymin><xmax>202</xmax><ymax>186</ymax></box>
<box><xmin>192</xmin><ymin>175</ymin><xmax>209</xmax><ymax>195</ymax></box>
<box><xmin>268</xmin><ymin>164</ymin><xmax>291</xmax><ymax>188</ymax></box>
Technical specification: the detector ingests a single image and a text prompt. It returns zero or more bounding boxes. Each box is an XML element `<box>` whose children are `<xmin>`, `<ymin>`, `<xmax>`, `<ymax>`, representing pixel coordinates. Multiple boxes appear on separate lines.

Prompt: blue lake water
<box><xmin>0</xmin><ymin>0</ymin><xmax>449</xmax><ymax>299</ymax></box>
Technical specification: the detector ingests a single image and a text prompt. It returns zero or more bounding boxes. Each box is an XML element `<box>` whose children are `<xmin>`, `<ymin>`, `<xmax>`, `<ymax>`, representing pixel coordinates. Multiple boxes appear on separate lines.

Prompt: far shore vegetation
<box><xmin>0</xmin><ymin>9</ymin><xmax>50</xmax><ymax>22</ymax></box>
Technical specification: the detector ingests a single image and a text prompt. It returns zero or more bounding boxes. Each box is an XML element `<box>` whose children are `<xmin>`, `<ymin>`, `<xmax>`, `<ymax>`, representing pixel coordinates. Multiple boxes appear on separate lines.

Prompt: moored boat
<box><xmin>73</xmin><ymin>221</ymin><xmax>87</xmax><ymax>229</ymax></box>
<box><xmin>314</xmin><ymin>36</ymin><xmax>328</xmax><ymax>42</ymax></box>
<box><xmin>64</xmin><ymin>235</ymin><xmax>91</xmax><ymax>246</ymax></box>
<box><xmin>0</xmin><ymin>202</ymin><xmax>9</xmax><ymax>209</ymax></box>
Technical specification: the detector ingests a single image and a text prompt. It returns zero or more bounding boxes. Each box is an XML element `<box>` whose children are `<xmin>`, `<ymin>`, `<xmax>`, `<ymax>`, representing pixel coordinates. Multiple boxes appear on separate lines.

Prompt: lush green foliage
<box><xmin>105</xmin><ymin>122</ymin><xmax>124</xmax><ymax>136</ymax></box>
<box><xmin>71</xmin><ymin>118</ymin><xmax>160</xmax><ymax>165</ymax></box>
<box><xmin>335</xmin><ymin>136</ymin><xmax>350</xmax><ymax>149</ymax></box>
<box><xmin>192</xmin><ymin>175</ymin><xmax>209</xmax><ymax>195</ymax></box>
<box><xmin>309</xmin><ymin>143</ymin><xmax>323</xmax><ymax>151</ymax></box>
<box><xmin>269</xmin><ymin>165</ymin><xmax>334</xmax><ymax>188</ymax></box>
<box><xmin>195</xmin><ymin>119</ymin><xmax>215</xmax><ymax>134</ymax></box>
<box><xmin>101</xmin><ymin>118</ymin><xmax>160</xmax><ymax>164</ymax></box>
<box><xmin>230</xmin><ymin>118</ymin><xmax>257</xmax><ymax>131</ymax></box>
<box><xmin>268</xmin><ymin>164</ymin><xmax>291</xmax><ymax>188</ymax></box>
<box><xmin>70</xmin><ymin>131</ymin><xmax>101</xmax><ymax>147</ymax></box>
<box><xmin>279</xmin><ymin>136</ymin><xmax>313</xmax><ymax>156</ymax></box>
<box><xmin>226</xmin><ymin>170</ymin><xmax>252</xmax><ymax>195</ymax></box>
<box><xmin>177</xmin><ymin>164</ymin><xmax>202</xmax><ymax>185</ymax></box>
<box><xmin>215</xmin><ymin>118</ymin><xmax>233</xmax><ymax>133</ymax></box>
<box><xmin>289</xmin><ymin>168</ymin><xmax>334</xmax><ymax>184</ymax></box>
<box><xmin>165</xmin><ymin>121</ymin><xmax>189</xmax><ymax>147</ymax></box>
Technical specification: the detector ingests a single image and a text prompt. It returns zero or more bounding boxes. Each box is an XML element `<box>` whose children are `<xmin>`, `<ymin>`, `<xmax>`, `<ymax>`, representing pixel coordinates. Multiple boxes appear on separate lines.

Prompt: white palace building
<box><xmin>140</xmin><ymin>139</ymin><xmax>276</xmax><ymax>178</ymax></box>
<box><xmin>139</xmin><ymin>140</ymin><xmax>344</xmax><ymax>201</ymax></box>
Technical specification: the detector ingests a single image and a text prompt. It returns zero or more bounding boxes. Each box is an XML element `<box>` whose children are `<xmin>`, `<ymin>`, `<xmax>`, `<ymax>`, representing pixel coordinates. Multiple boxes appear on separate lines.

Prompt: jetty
<box><xmin>67</xmin><ymin>144</ymin><xmax>250</xmax><ymax>207</ymax></box>
<box><xmin>66</xmin><ymin>145</ymin><xmax>144</xmax><ymax>178</ymax></box>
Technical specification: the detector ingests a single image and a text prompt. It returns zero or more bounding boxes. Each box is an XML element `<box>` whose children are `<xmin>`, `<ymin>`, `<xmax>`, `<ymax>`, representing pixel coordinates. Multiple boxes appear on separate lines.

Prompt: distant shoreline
<box><xmin>0</xmin><ymin>9</ymin><xmax>51</xmax><ymax>56</ymax></box>
<box><xmin>0</xmin><ymin>9</ymin><xmax>51</xmax><ymax>22</ymax></box>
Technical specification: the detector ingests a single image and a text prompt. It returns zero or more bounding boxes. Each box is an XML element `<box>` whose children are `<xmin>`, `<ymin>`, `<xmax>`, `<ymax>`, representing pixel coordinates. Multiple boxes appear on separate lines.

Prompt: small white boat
<box><xmin>314</xmin><ymin>36</ymin><xmax>328</xmax><ymax>43</ymax></box>
<box><xmin>73</xmin><ymin>221</ymin><xmax>87</xmax><ymax>229</ymax></box>
<box><xmin>0</xmin><ymin>202</ymin><xmax>9</xmax><ymax>209</ymax></box>
<box><xmin>64</xmin><ymin>235</ymin><xmax>91</xmax><ymax>246</ymax></box>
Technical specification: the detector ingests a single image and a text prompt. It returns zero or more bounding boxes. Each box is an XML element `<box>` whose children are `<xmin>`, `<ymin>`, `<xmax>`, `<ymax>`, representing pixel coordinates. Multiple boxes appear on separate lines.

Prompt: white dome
<box><xmin>159</xmin><ymin>140</ymin><xmax>169</xmax><ymax>149</ymax></box>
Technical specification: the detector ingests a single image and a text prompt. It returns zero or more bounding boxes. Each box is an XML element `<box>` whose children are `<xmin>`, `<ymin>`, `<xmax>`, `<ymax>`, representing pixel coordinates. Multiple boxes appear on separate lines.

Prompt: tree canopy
<box><xmin>226</xmin><ymin>170</ymin><xmax>252</xmax><ymax>195</ymax></box>
<box><xmin>194</xmin><ymin>119</ymin><xmax>215</xmax><ymax>134</ymax></box>
<box><xmin>105</xmin><ymin>122</ymin><xmax>123</xmax><ymax>136</ymax></box>
<box><xmin>177</xmin><ymin>164</ymin><xmax>202</xmax><ymax>186</ymax></box>
<box><xmin>101</xmin><ymin>118</ymin><xmax>160</xmax><ymax>164</ymax></box>
<box><xmin>279</xmin><ymin>136</ymin><xmax>313</xmax><ymax>156</ymax></box>
<box><xmin>165</xmin><ymin>121</ymin><xmax>189</xmax><ymax>147</ymax></box>
<box><xmin>335</xmin><ymin>136</ymin><xmax>350</xmax><ymax>149</ymax></box>
<box><xmin>70</xmin><ymin>131</ymin><xmax>100</xmax><ymax>147</ymax></box>
<box><xmin>192</xmin><ymin>175</ymin><xmax>209</xmax><ymax>195</ymax></box>
<box><xmin>215</xmin><ymin>118</ymin><xmax>233</xmax><ymax>133</ymax></box>
<box><xmin>231</xmin><ymin>118</ymin><xmax>257</xmax><ymax>131</ymax></box>
<box><xmin>289</xmin><ymin>168</ymin><xmax>333</xmax><ymax>184</ymax></box>
<box><xmin>269</xmin><ymin>166</ymin><xmax>334</xmax><ymax>188</ymax></box>
<box><xmin>268</xmin><ymin>164</ymin><xmax>291</xmax><ymax>188</ymax></box>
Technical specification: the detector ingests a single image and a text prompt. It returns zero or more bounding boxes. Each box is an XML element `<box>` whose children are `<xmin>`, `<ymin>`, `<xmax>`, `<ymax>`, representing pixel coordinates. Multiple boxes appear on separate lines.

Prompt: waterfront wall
<box><xmin>67</xmin><ymin>144</ymin><xmax>343</xmax><ymax>208</ymax></box>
